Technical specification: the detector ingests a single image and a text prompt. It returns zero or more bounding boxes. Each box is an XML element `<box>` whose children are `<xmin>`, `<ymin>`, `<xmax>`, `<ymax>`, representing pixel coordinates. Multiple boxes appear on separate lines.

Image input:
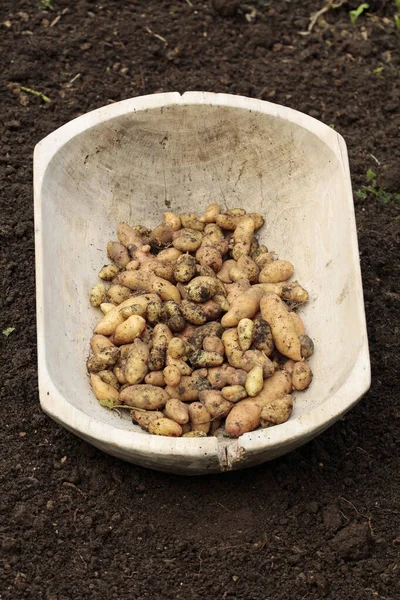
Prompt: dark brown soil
<box><xmin>1</xmin><ymin>1</ymin><xmax>399</xmax><ymax>599</ymax></box>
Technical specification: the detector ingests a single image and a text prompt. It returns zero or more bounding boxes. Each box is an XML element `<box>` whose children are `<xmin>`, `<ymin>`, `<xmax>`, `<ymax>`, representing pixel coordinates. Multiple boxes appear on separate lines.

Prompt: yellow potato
<box><xmin>226</xmin><ymin>279</ymin><xmax>251</xmax><ymax>304</ymax></box>
<box><xmin>174</xmin><ymin>254</ymin><xmax>197</xmax><ymax>283</ymax></box>
<box><xmin>151</xmin><ymin>275</ymin><xmax>181</xmax><ymax>304</ymax></box>
<box><xmin>165</xmin><ymin>355</ymin><xmax>192</xmax><ymax>376</ymax></box>
<box><xmin>119</xmin><ymin>271</ymin><xmax>180</xmax><ymax>304</ymax></box>
<box><xmin>120</xmin><ymin>384</ymin><xmax>169</xmax><ymax>409</ymax></box>
<box><xmin>146</xmin><ymin>260</ymin><xmax>175</xmax><ymax>283</ymax></box>
<box><xmin>232</xmin><ymin>216</ymin><xmax>255</xmax><ymax>261</ymax></box>
<box><xmin>179</xmin><ymin>299</ymin><xmax>207</xmax><ymax>325</ymax></box>
<box><xmin>157</xmin><ymin>247</ymin><xmax>182</xmax><ymax>262</ymax></box>
<box><xmin>225</xmin><ymin>398</ymin><xmax>261</xmax><ymax>438</ymax></box>
<box><xmin>144</xmin><ymin>371</ymin><xmax>165</xmax><ymax>386</ymax></box>
<box><xmin>163</xmin><ymin>212</ymin><xmax>181</xmax><ymax>232</ymax></box>
<box><xmin>202</xmin><ymin>299</ymin><xmax>222</xmax><ymax>320</ymax></box>
<box><xmin>126</xmin><ymin>259</ymin><xmax>140</xmax><ymax>271</ymax></box>
<box><xmin>180</xmin><ymin>212</ymin><xmax>205</xmax><ymax>231</ymax></box>
<box><xmin>245</xmin><ymin>366</ymin><xmax>264</xmax><ymax>397</ymax></box>
<box><xmin>207</xmin><ymin>365</ymin><xmax>247</xmax><ymax>389</ymax></box>
<box><xmin>195</xmin><ymin>246</ymin><xmax>222</xmax><ymax>273</ymax></box>
<box><xmin>190</xmin><ymin>350</ymin><xmax>224</xmax><ymax>368</ymax></box>
<box><xmin>259</xmin><ymin>260</ymin><xmax>294</xmax><ymax>284</ymax></box>
<box><xmin>163</xmin><ymin>365</ymin><xmax>181</xmax><ymax>387</ymax></box>
<box><xmin>117</xmin><ymin>222</ymin><xmax>146</xmax><ymax>247</ymax></box>
<box><xmin>163</xmin><ymin>300</ymin><xmax>186</xmax><ymax>333</ymax></box>
<box><xmin>132</xmin><ymin>410</ymin><xmax>165</xmax><ymax>431</ymax></box>
<box><xmin>292</xmin><ymin>362</ymin><xmax>313</xmax><ymax>390</ymax></box>
<box><xmin>90</xmin><ymin>283</ymin><xmax>106</xmax><ymax>307</ymax></box>
<box><xmin>107</xmin><ymin>284</ymin><xmax>131</xmax><ymax>305</ymax></box>
<box><xmin>148</xmin><ymin>323</ymin><xmax>173</xmax><ymax>371</ymax></box>
<box><xmin>241</xmin><ymin>350</ymin><xmax>275</xmax><ymax>378</ymax></box>
<box><xmin>252</xmin><ymin>370</ymin><xmax>293</xmax><ymax>409</ymax></box>
<box><xmin>98</xmin><ymin>264</ymin><xmax>119</xmax><ymax>281</ymax></box>
<box><xmin>112</xmin><ymin>315</ymin><xmax>147</xmax><ymax>345</ymax></box>
<box><xmin>260</xmin><ymin>293</ymin><xmax>302</xmax><ymax>361</ymax></box>
<box><xmin>182</xmin><ymin>430</ymin><xmax>207</xmax><ymax>438</ymax></box>
<box><xmin>202</xmin><ymin>336</ymin><xmax>224</xmax><ymax>354</ymax></box>
<box><xmin>235</xmin><ymin>255</ymin><xmax>260</xmax><ymax>283</ymax></box>
<box><xmin>221</xmin><ymin>286</ymin><xmax>265</xmax><ymax>327</ymax></box>
<box><xmin>148</xmin><ymin>417</ymin><xmax>182</xmax><ymax>437</ymax></box>
<box><xmin>257</xmin><ymin>282</ymin><xmax>308</xmax><ymax>304</ymax></box>
<box><xmin>125</xmin><ymin>338</ymin><xmax>149</xmax><ymax>384</ymax></box>
<box><xmin>99</xmin><ymin>303</ymin><xmax>115</xmax><ymax>315</ymax></box>
<box><xmin>188</xmin><ymin>402</ymin><xmax>211</xmax><ymax>434</ymax></box>
<box><xmin>213</xmin><ymin>294</ymin><xmax>230</xmax><ymax>312</ymax></box>
<box><xmin>87</xmin><ymin>346</ymin><xmax>120</xmax><ymax>373</ymax></box>
<box><xmin>254</xmin><ymin>252</ymin><xmax>274</xmax><ymax>270</ymax></box>
<box><xmin>260</xmin><ymin>395</ymin><xmax>293</xmax><ymax>427</ymax></box>
<box><xmin>164</xmin><ymin>398</ymin><xmax>189</xmax><ymax>425</ymax></box>
<box><xmin>113</xmin><ymin>359</ymin><xmax>128</xmax><ymax>384</ymax></box>
<box><xmin>221</xmin><ymin>385</ymin><xmax>247</xmax><ymax>403</ymax></box>
<box><xmin>90</xmin><ymin>374</ymin><xmax>119</xmax><ymax>408</ymax></box>
<box><xmin>119</xmin><ymin>304</ymin><xmax>147</xmax><ymax>319</ymax></box>
<box><xmin>222</xmin><ymin>328</ymin><xmax>244</xmax><ymax>369</ymax></box>
<box><xmin>199</xmin><ymin>390</ymin><xmax>232</xmax><ymax>419</ymax></box>
<box><xmin>200</xmin><ymin>203</ymin><xmax>221</xmax><ymax>223</ymax></box>
<box><xmin>107</xmin><ymin>241</ymin><xmax>131</xmax><ymax>268</ymax></box>
<box><xmin>98</xmin><ymin>370</ymin><xmax>120</xmax><ymax>389</ymax></box>
<box><xmin>237</xmin><ymin>318</ymin><xmax>254</xmax><ymax>351</ymax></box>
<box><xmin>283</xmin><ymin>359</ymin><xmax>296</xmax><ymax>375</ymax></box>
<box><xmin>150</xmin><ymin>223</ymin><xmax>174</xmax><ymax>248</ymax></box>
<box><xmin>90</xmin><ymin>334</ymin><xmax>115</xmax><ymax>354</ymax></box>
<box><xmin>290</xmin><ymin>312</ymin><xmax>306</xmax><ymax>336</ymax></box>
<box><xmin>299</xmin><ymin>334</ymin><xmax>314</xmax><ymax>358</ymax></box>
<box><xmin>203</xmin><ymin>223</ymin><xmax>225</xmax><ymax>242</ymax></box>
<box><xmin>186</xmin><ymin>276</ymin><xmax>224</xmax><ymax>303</ymax></box>
<box><xmin>172</xmin><ymin>228</ymin><xmax>203</xmax><ymax>252</ymax></box>
<box><xmin>168</xmin><ymin>337</ymin><xmax>186</xmax><ymax>359</ymax></box>
<box><xmin>217</xmin><ymin>259</ymin><xmax>237</xmax><ymax>283</ymax></box>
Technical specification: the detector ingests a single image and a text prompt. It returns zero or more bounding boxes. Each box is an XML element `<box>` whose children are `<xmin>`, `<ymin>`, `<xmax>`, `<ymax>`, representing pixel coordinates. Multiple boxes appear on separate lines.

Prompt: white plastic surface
<box><xmin>34</xmin><ymin>92</ymin><xmax>370</xmax><ymax>474</ymax></box>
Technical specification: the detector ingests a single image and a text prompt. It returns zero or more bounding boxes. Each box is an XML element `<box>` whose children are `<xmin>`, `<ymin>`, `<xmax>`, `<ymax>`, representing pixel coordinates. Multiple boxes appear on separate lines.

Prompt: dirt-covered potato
<box><xmin>87</xmin><ymin>346</ymin><xmax>120</xmax><ymax>373</ymax></box>
<box><xmin>260</xmin><ymin>395</ymin><xmax>293</xmax><ymax>427</ymax></box>
<box><xmin>107</xmin><ymin>284</ymin><xmax>131</xmax><ymax>305</ymax></box>
<box><xmin>98</xmin><ymin>370</ymin><xmax>120</xmax><ymax>390</ymax></box>
<box><xmin>90</xmin><ymin>283</ymin><xmax>106</xmax><ymax>307</ymax></box>
<box><xmin>221</xmin><ymin>385</ymin><xmax>247</xmax><ymax>403</ymax></box>
<box><xmin>90</xmin><ymin>374</ymin><xmax>120</xmax><ymax>408</ymax></box>
<box><xmin>199</xmin><ymin>390</ymin><xmax>232</xmax><ymax>419</ymax></box>
<box><xmin>232</xmin><ymin>216</ymin><xmax>254</xmax><ymax>261</ymax></box>
<box><xmin>186</xmin><ymin>276</ymin><xmax>224</xmax><ymax>303</ymax></box>
<box><xmin>172</xmin><ymin>228</ymin><xmax>203</xmax><ymax>252</ymax></box>
<box><xmin>148</xmin><ymin>417</ymin><xmax>182</xmax><ymax>437</ymax></box>
<box><xmin>163</xmin><ymin>212</ymin><xmax>181</xmax><ymax>232</ymax></box>
<box><xmin>225</xmin><ymin>398</ymin><xmax>261</xmax><ymax>438</ymax></box>
<box><xmin>163</xmin><ymin>300</ymin><xmax>186</xmax><ymax>333</ymax></box>
<box><xmin>120</xmin><ymin>384</ymin><xmax>169</xmax><ymax>410</ymax></box>
<box><xmin>150</xmin><ymin>223</ymin><xmax>174</xmax><ymax>249</ymax></box>
<box><xmin>180</xmin><ymin>212</ymin><xmax>205</xmax><ymax>231</ymax></box>
<box><xmin>237</xmin><ymin>318</ymin><xmax>254</xmax><ymax>351</ymax></box>
<box><xmin>188</xmin><ymin>402</ymin><xmax>211</xmax><ymax>434</ymax></box>
<box><xmin>180</xmin><ymin>299</ymin><xmax>207</xmax><ymax>325</ymax></box>
<box><xmin>260</xmin><ymin>293</ymin><xmax>302</xmax><ymax>361</ymax></box>
<box><xmin>164</xmin><ymin>398</ymin><xmax>189</xmax><ymax>425</ymax></box>
<box><xmin>148</xmin><ymin>323</ymin><xmax>173</xmax><ymax>371</ymax></box>
<box><xmin>90</xmin><ymin>334</ymin><xmax>115</xmax><ymax>354</ymax></box>
<box><xmin>292</xmin><ymin>362</ymin><xmax>313</xmax><ymax>390</ymax></box>
<box><xmin>174</xmin><ymin>254</ymin><xmax>197</xmax><ymax>283</ymax></box>
<box><xmin>112</xmin><ymin>314</ymin><xmax>147</xmax><ymax>345</ymax></box>
<box><xmin>163</xmin><ymin>365</ymin><xmax>181</xmax><ymax>387</ymax></box>
<box><xmin>222</xmin><ymin>286</ymin><xmax>265</xmax><ymax>327</ymax></box>
<box><xmin>107</xmin><ymin>241</ymin><xmax>131</xmax><ymax>268</ymax></box>
<box><xmin>200</xmin><ymin>203</ymin><xmax>221</xmax><ymax>223</ymax></box>
<box><xmin>132</xmin><ymin>410</ymin><xmax>165</xmax><ymax>431</ymax></box>
<box><xmin>217</xmin><ymin>259</ymin><xmax>237</xmax><ymax>283</ymax></box>
<box><xmin>195</xmin><ymin>246</ymin><xmax>223</xmax><ymax>273</ymax></box>
<box><xmin>252</xmin><ymin>316</ymin><xmax>274</xmax><ymax>356</ymax></box>
<box><xmin>125</xmin><ymin>338</ymin><xmax>149</xmax><ymax>384</ymax></box>
<box><xmin>98</xmin><ymin>264</ymin><xmax>120</xmax><ymax>281</ymax></box>
<box><xmin>299</xmin><ymin>334</ymin><xmax>314</xmax><ymax>358</ymax></box>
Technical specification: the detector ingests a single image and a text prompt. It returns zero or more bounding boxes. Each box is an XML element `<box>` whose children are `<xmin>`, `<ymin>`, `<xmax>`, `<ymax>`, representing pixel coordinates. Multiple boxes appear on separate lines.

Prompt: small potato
<box><xmin>195</xmin><ymin>246</ymin><xmax>222</xmax><ymax>273</ymax></box>
<box><xmin>259</xmin><ymin>260</ymin><xmax>294</xmax><ymax>284</ymax></box>
<box><xmin>163</xmin><ymin>300</ymin><xmax>186</xmax><ymax>333</ymax></box>
<box><xmin>202</xmin><ymin>299</ymin><xmax>222</xmax><ymax>321</ymax></box>
<box><xmin>164</xmin><ymin>398</ymin><xmax>189</xmax><ymax>425</ymax></box>
<box><xmin>242</xmin><ymin>350</ymin><xmax>275</xmax><ymax>378</ymax></box>
<box><xmin>100</xmin><ymin>303</ymin><xmax>115</xmax><ymax>315</ymax></box>
<box><xmin>188</xmin><ymin>402</ymin><xmax>211</xmax><ymax>434</ymax></box>
<box><xmin>87</xmin><ymin>346</ymin><xmax>120</xmax><ymax>373</ymax></box>
<box><xmin>251</xmin><ymin>245</ymin><xmax>269</xmax><ymax>260</ymax></box>
<box><xmin>180</xmin><ymin>300</ymin><xmax>207</xmax><ymax>325</ymax></box>
<box><xmin>114</xmin><ymin>359</ymin><xmax>128</xmax><ymax>384</ymax></box>
<box><xmin>90</xmin><ymin>283</ymin><xmax>106</xmax><ymax>307</ymax></box>
<box><xmin>237</xmin><ymin>318</ymin><xmax>254</xmax><ymax>351</ymax></box>
<box><xmin>260</xmin><ymin>395</ymin><xmax>293</xmax><ymax>427</ymax></box>
<box><xmin>157</xmin><ymin>247</ymin><xmax>182</xmax><ymax>262</ymax></box>
<box><xmin>247</xmin><ymin>213</ymin><xmax>265</xmax><ymax>230</ymax></box>
<box><xmin>213</xmin><ymin>294</ymin><xmax>230</xmax><ymax>312</ymax></box>
<box><xmin>199</xmin><ymin>390</ymin><xmax>232</xmax><ymax>419</ymax></box>
<box><xmin>90</xmin><ymin>374</ymin><xmax>119</xmax><ymax>408</ymax></box>
<box><xmin>120</xmin><ymin>384</ymin><xmax>169</xmax><ymax>409</ymax></box>
<box><xmin>150</xmin><ymin>260</ymin><xmax>175</xmax><ymax>283</ymax></box>
<box><xmin>254</xmin><ymin>252</ymin><xmax>274</xmax><ymax>270</ymax></box>
<box><xmin>147</xmin><ymin>301</ymin><xmax>163</xmax><ymax>325</ymax></box>
<box><xmin>107</xmin><ymin>241</ymin><xmax>131</xmax><ymax>268</ymax></box>
<box><xmin>117</xmin><ymin>222</ymin><xmax>146</xmax><ymax>247</ymax></box>
<box><xmin>203</xmin><ymin>223</ymin><xmax>225</xmax><ymax>242</ymax></box>
<box><xmin>245</xmin><ymin>366</ymin><xmax>264</xmax><ymax>397</ymax></box>
<box><xmin>252</xmin><ymin>370</ymin><xmax>293</xmax><ymax>409</ymax></box>
<box><xmin>144</xmin><ymin>371</ymin><xmax>165</xmax><ymax>386</ymax></box>
<box><xmin>174</xmin><ymin>254</ymin><xmax>196</xmax><ymax>283</ymax></box>
<box><xmin>150</xmin><ymin>275</ymin><xmax>181</xmax><ymax>304</ymax></box>
<box><xmin>283</xmin><ymin>360</ymin><xmax>296</xmax><ymax>375</ymax></box>
<box><xmin>252</xmin><ymin>317</ymin><xmax>274</xmax><ymax>356</ymax></box>
<box><xmin>132</xmin><ymin>410</ymin><xmax>165</xmax><ymax>431</ymax></box>
<box><xmin>140</xmin><ymin>325</ymin><xmax>154</xmax><ymax>345</ymax></box>
<box><xmin>163</xmin><ymin>212</ymin><xmax>181</xmax><ymax>232</ymax></box>
<box><xmin>189</xmin><ymin>350</ymin><xmax>224</xmax><ymax>368</ymax></box>
<box><xmin>196</xmin><ymin>264</ymin><xmax>218</xmax><ymax>278</ymax></box>
<box><xmin>177</xmin><ymin>324</ymin><xmax>197</xmax><ymax>341</ymax></box>
<box><xmin>98</xmin><ymin>264</ymin><xmax>120</xmax><ymax>281</ymax></box>
<box><xmin>168</xmin><ymin>337</ymin><xmax>186</xmax><ymax>359</ymax></box>
<box><xmin>163</xmin><ymin>365</ymin><xmax>181</xmax><ymax>387</ymax></box>
<box><xmin>148</xmin><ymin>323</ymin><xmax>173</xmax><ymax>371</ymax></box>
<box><xmin>221</xmin><ymin>385</ymin><xmax>247</xmax><ymax>403</ymax></box>
<box><xmin>235</xmin><ymin>255</ymin><xmax>260</xmax><ymax>283</ymax></box>
<box><xmin>299</xmin><ymin>334</ymin><xmax>314</xmax><ymax>358</ymax></box>
<box><xmin>222</xmin><ymin>286</ymin><xmax>265</xmax><ymax>327</ymax></box>
<box><xmin>98</xmin><ymin>370</ymin><xmax>120</xmax><ymax>390</ymax></box>
<box><xmin>227</xmin><ymin>208</ymin><xmax>246</xmax><ymax>217</ymax></box>
<box><xmin>260</xmin><ymin>293</ymin><xmax>302</xmax><ymax>361</ymax></box>
<box><xmin>226</xmin><ymin>279</ymin><xmax>251</xmax><ymax>304</ymax></box>
<box><xmin>125</xmin><ymin>338</ymin><xmax>149</xmax><ymax>384</ymax></box>
<box><xmin>90</xmin><ymin>334</ymin><xmax>115</xmax><ymax>354</ymax></box>
<box><xmin>112</xmin><ymin>315</ymin><xmax>147</xmax><ymax>345</ymax></box>
<box><xmin>148</xmin><ymin>418</ymin><xmax>182</xmax><ymax>437</ymax></box>
<box><xmin>167</xmin><ymin>373</ymin><xmax>210</xmax><ymax>402</ymax></box>
<box><xmin>186</xmin><ymin>277</ymin><xmax>224</xmax><ymax>303</ymax></box>
<box><xmin>207</xmin><ymin>365</ymin><xmax>247</xmax><ymax>389</ymax></box>
<box><xmin>290</xmin><ymin>312</ymin><xmax>306</xmax><ymax>336</ymax></box>
<box><xmin>182</xmin><ymin>430</ymin><xmax>207</xmax><ymax>438</ymax></box>
<box><xmin>217</xmin><ymin>259</ymin><xmax>237</xmax><ymax>283</ymax></box>
<box><xmin>232</xmin><ymin>216</ymin><xmax>254</xmax><ymax>261</ymax></box>
<box><xmin>200</xmin><ymin>203</ymin><xmax>221</xmax><ymax>223</ymax></box>
<box><xmin>225</xmin><ymin>398</ymin><xmax>261</xmax><ymax>438</ymax></box>
<box><xmin>126</xmin><ymin>259</ymin><xmax>140</xmax><ymax>271</ymax></box>
<box><xmin>222</xmin><ymin>328</ymin><xmax>244</xmax><ymax>369</ymax></box>
<box><xmin>119</xmin><ymin>271</ymin><xmax>180</xmax><ymax>304</ymax></box>
<box><xmin>203</xmin><ymin>336</ymin><xmax>224</xmax><ymax>354</ymax></box>
<box><xmin>166</xmin><ymin>355</ymin><xmax>193</xmax><ymax>375</ymax></box>
<box><xmin>292</xmin><ymin>362</ymin><xmax>313</xmax><ymax>391</ymax></box>
<box><xmin>119</xmin><ymin>304</ymin><xmax>147</xmax><ymax>319</ymax></box>
<box><xmin>172</xmin><ymin>228</ymin><xmax>203</xmax><ymax>252</ymax></box>
<box><xmin>107</xmin><ymin>284</ymin><xmax>131</xmax><ymax>305</ymax></box>
<box><xmin>180</xmin><ymin>213</ymin><xmax>205</xmax><ymax>231</ymax></box>
<box><xmin>150</xmin><ymin>223</ymin><xmax>174</xmax><ymax>249</ymax></box>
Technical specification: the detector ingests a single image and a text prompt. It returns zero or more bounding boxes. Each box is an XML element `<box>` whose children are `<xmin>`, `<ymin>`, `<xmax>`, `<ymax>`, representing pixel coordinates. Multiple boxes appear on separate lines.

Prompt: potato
<box><xmin>237</xmin><ymin>318</ymin><xmax>254</xmax><ymax>351</ymax></box>
<box><xmin>149</xmin><ymin>276</ymin><xmax>181</xmax><ymax>304</ymax></box>
<box><xmin>177</xmin><ymin>324</ymin><xmax>197</xmax><ymax>341</ymax></box>
<box><xmin>163</xmin><ymin>365</ymin><xmax>181</xmax><ymax>387</ymax></box>
<box><xmin>189</xmin><ymin>350</ymin><xmax>224</xmax><ymax>368</ymax></box>
<box><xmin>225</xmin><ymin>398</ymin><xmax>261</xmax><ymax>438</ymax></box>
<box><xmin>260</xmin><ymin>395</ymin><xmax>293</xmax><ymax>427</ymax></box>
<box><xmin>182</xmin><ymin>430</ymin><xmax>207</xmax><ymax>438</ymax></box>
<box><xmin>119</xmin><ymin>271</ymin><xmax>180</xmax><ymax>304</ymax></box>
<box><xmin>203</xmin><ymin>336</ymin><xmax>224</xmax><ymax>354</ymax></box>
<box><xmin>247</xmin><ymin>213</ymin><xmax>265</xmax><ymax>230</ymax></box>
<box><xmin>163</xmin><ymin>300</ymin><xmax>186</xmax><ymax>333</ymax></box>
<box><xmin>95</xmin><ymin>295</ymin><xmax>155</xmax><ymax>336</ymax></box>
<box><xmin>144</xmin><ymin>371</ymin><xmax>165</xmax><ymax>386</ymax></box>
<box><xmin>90</xmin><ymin>334</ymin><xmax>115</xmax><ymax>354</ymax></box>
<box><xmin>200</xmin><ymin>203</ymin><xmax>221</xmax><ymax>223</ymax></box>
<box><xmin>147</xmin><ymin>301</ymin><xmax>163</xmax><ymax>325</ymax></box>
<box><xmin>299</xmin><ymin>334</ymin><xmax>314</xmax><ymax>358</ymax></box>
<box><xmin>226</xmin><ymin>279</ymin><xmax>251</xmax><ymax>304</ymax></box>
<box><xmin>117</xmin><ymin>223</ymin><xmax>146</xmax><ymax>248</ymax></box>
<box><xmin>164</xmin><ymin>398</ymin><xmax>189</xmax><ymax>425</ymax></box>
<box><xmin>203</xmin><ymin>223</ymin><xmax>225</xmax><ymax>241</ymax></box>
<box><xmin>100</xmin><ymin>302</ymin><xmax>116</xmax><ymax>315</ymax></box>
<box><xmin>195</xmin><ymin>246</ymin><xmax>222</xmax><ymax>273</ymax></box>
<box><xmin>174</xmin><ymin>254</ymin><xmax>197</xmax><ymax>283</ymax></box>
<box><xmin>254</xmin><ymin>252</ymin><xmax>274</xmax><ymax>269</ymax></box>
<box><xmin>199</xmin><ymin>390</ymin><xmax>232</xmax><ymax>419</ymax></box>
<box><xmin>119</xmin><ymin>303</ymin><xmax>147</xmax><ymax>319</ymax></box>
<box><xmin>234</xmin><ymin>255</ymin><xmax>260</xmax><ymax>283</ymax></box>
<box><xmin>257</xmin><ymin>282</ymin><xmax>308</xmax><ymax>305</ymax></box>
<box><xmin>125</xmin><ymin>338</ymin><xmax>149</xmax><ymax>384</ymax></box>
<box><xmin>148</xmin><ymin>323</ymin><xmax>173</xmax><ymax>371</ymax></box>
<box><xmin>120</xmin><ymin>384</ymin><xmax>169</xmax><ymax>409</ymax></box>
<box><xmin>107</xmin><ymin>284</ymin><xmax>131</xmax><ymax>305</ymax></box>
<box><xmin>98</xmin><ymin>370</ymin><xmax>120</xmax><ymax>389</ymax></box>
<box><xmin>168</xmin><ymin>337</ymin><xmax>186</xmax><ymax>359</ymax></box>
<box><xmin>180</xmin><ymin>212</ymin><xmax>205</xmax><ymax>231</ymax></box>
<box><xmin>157</xmin><ymin>247</ymin><xmax>182</xmax><ymax>262</ymax></box>
<box><xmin>179</xmin><ymin>299</ymin><xmax>207</xmax><ymax>325</ymax></box>
<box><xmin>150</xmin><ymin>223</ymin><xmax>174</xmax><ymax>248</ymax></box>
<box><xmin>217</xmin><ymin>259</ymin><xmax>237</xmax><ymax>283</ymax></box>
<box><xmin>252</xmin><ymin>370</ymin><xmax>292</xmax><ymax>409</ymax></box>
<box><xmin>227</xmin><ymin>208</ymin><xmax>246</xmax><ymax>217</ymax></box>
<box><xmin>207</xmin><ymin>365</ymin><xmax>247</xmax><ymax>389</ymax></box>
<box><xmin>107</xmin><ymin>241</ymin><xmax>131</xmax><ymax>268</ymax></box>
<box><xmin>221</xmin><ymin>286</ymin><xmax>265</xmax><ymax>327</ymax></box>
<box><xmin>112</xmin><ymin>315</ymin><xmax>147</xmax><ymax>345</ymax></box>
<box><xmin>149</xmin><ymin>260</ymin><xmax>175</xmax><ymax>283</ymax></box>
<box><xmin>232</xmin><ymin>216</ymin><xmax>255</xmax><ymax>261</ymax></box>
<box><xmin>221</xmin><ymin>385</ymin><xmax>247</xmax><ymax>403</ymax></box>
<box><xmin>148</xmin><ymin>418</ymin><xmax>182</xmax><ymax>437</ymax></box>
<box><xmin>216</xmin><ymin>213</ymin><xmax>242</xmax><ymax>230</ymax></box>
<box><xmin>90</xmin><ymin>283</ymin><xmax>106</xmax><ymax>307</ymax></box>
<box><xmin>87</xmin><ymin>346</ymin><xmax>120</xmax><ymax>373</ymax></box>
<box><xmin>242</xmin><ymin>350</ymin><xmax>275</xmax><ymax>378</ymax></box>
<box><xmin>202</xmin><ymin>299</ymin><xmax>222</xmax><ymax>321</ymax></box>
<box><xmin>260</xmin><ymin>293</ymin><xmax>302</xmax><ymax>361</ymax></box>
<box><xmin>163</xmin><ymin>212</ymin><xmax>181</xmax><ymax>232</ymax></box>
<box><xmin>290</xmin><ymin>312</ymin><xmax>305</xmax><ymax>336</ymax></box>
<box><xmin>213</xmin><ymin>294</ymin><xmax>230</xmax><ymax>312</ymax></box>
<box><xmin>245</xmin><ymin>366</ymin><xmax>264</xmax><ymax>397</ymax></box>
<box><xmin>98</xmin><ymin>264</ymin><xmax>119</xmax><ymax>281</ymax></box>
<box><xmin>251</xmin><ymin>245</ymin><xmax>268</xmax><ymax>260</ymax></box>
<box><xmin>113</xmin><ymin>359</ymin><xmax>127</xmax><ymax>384</ymax></box>
<box><xmin>252</xmin><ymin>316</ymin><xmax>274</xmax><ymax>356</ymax></box>
<box><xmin>126</xmin><ymin>259</ymin><xmax>140</xmax><ymax>271</ymax></box>
<box><xmin>186</xmin><ymin>276</ymin><xmax>224</xmax><ymax>303</ymax></box>
<box><xmin>259</xmin><ymin>260</ymin><xmax>294</xmax><ymax>284</ymax></box>
<box><xmin>167</xmin><ymin>373</ymin><xmax>210</xmax><ymax>402</ymax></box>
<box><xmin>292</xmin><ymin>362</ymin><xmax>313</xmax><ymax>390</ymax></box>
<box><xmin>132</xmin><ymin>410</ymin><xmax>165</xmax><ymax>431</ymax></box>
<box><xmin>172</xmin><ymin>228</ymin><xmax>203</xmax><ymax>252</ymax></box>
<box><xmin>188</xmin><ymin>402</ymin><xmax>211</xmax><ymax>434</ymax></box>
<box><xmin>90</xmin><ymin>374</ymin><xmax>119</xmax><ymax>408</ymax></box>
<box><xmin>222</xmin><ymin>328</ymin><xmax>244</xmax><ymax>369</ymax></box>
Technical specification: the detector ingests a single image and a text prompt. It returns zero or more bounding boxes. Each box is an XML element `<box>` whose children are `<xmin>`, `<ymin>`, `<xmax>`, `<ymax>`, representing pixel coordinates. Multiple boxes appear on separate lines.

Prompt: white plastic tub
<box><xmin>34</xmin><ymin>92</ymin><xmax>370</xmax><ymax>475</ymax></box>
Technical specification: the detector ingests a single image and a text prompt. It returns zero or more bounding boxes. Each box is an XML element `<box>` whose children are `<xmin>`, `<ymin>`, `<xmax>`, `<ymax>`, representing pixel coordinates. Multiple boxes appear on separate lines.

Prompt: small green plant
<box><xmin>349</xmin><ymin>3</ymin><xmax>369</xmax><ymax>24</ymax></box>
<box><xmin>40</xmin><ymin>0</ymin><xmax>53</xmax><ymax>9</ymax></box>
<box><xmin>356</xmin><ymin>169</ymin><xmax>400</xmax><ymax>206</ymax></box>
<box><xmin>2</xmin><ymin>327</ymin><xmax>16</xmax><ymax>337</ymax></box>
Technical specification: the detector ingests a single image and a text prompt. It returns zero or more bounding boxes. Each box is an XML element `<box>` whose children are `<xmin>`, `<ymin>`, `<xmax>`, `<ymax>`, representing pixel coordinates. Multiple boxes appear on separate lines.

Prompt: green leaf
<box><xmin>395</xmin><ymin>14</ymin><xmax>400</xmax><ymax>30</ymax></box>
<box><xmin>366</xmin><ymin>169</ymin><xmax>376</xmax><ymax>182</ymax></box>
<box><xmin>2</xmin><ymin>327</ymin><xmax>16</xmax><ymax>337</ymax></box>
<box><xmin>373</xmin><ymin>67</ymin><xmax>384</xmax><ymax>74</ymax></box>
<box><xmin>99</xmin><ymin>397</ymin><xmax>118</xmax><ymax>409</ymax></box>
<box><xmin>349</xmin><ymin>3</ymin><xmax>369</xmax><ymax>24</ymax></box>
<box><xmin>355</xmin><ymin>189</ymin><xmax>367</xmax><ymax>199</ymax></box>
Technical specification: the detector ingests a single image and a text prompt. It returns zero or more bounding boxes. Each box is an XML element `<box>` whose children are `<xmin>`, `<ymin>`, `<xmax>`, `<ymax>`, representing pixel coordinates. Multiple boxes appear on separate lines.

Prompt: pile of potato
<box><xmin>87</xmin><ymin>204</ymin><xmax>314</xmax><ymax>438</ymax></box>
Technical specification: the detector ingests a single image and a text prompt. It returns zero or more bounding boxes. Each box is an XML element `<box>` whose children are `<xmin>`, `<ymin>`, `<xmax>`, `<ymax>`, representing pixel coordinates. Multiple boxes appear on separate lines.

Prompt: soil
<box><xmin>1</xmin><ymin>1</ymin><xmax>399</xmax><ymax>599</ymax></box>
